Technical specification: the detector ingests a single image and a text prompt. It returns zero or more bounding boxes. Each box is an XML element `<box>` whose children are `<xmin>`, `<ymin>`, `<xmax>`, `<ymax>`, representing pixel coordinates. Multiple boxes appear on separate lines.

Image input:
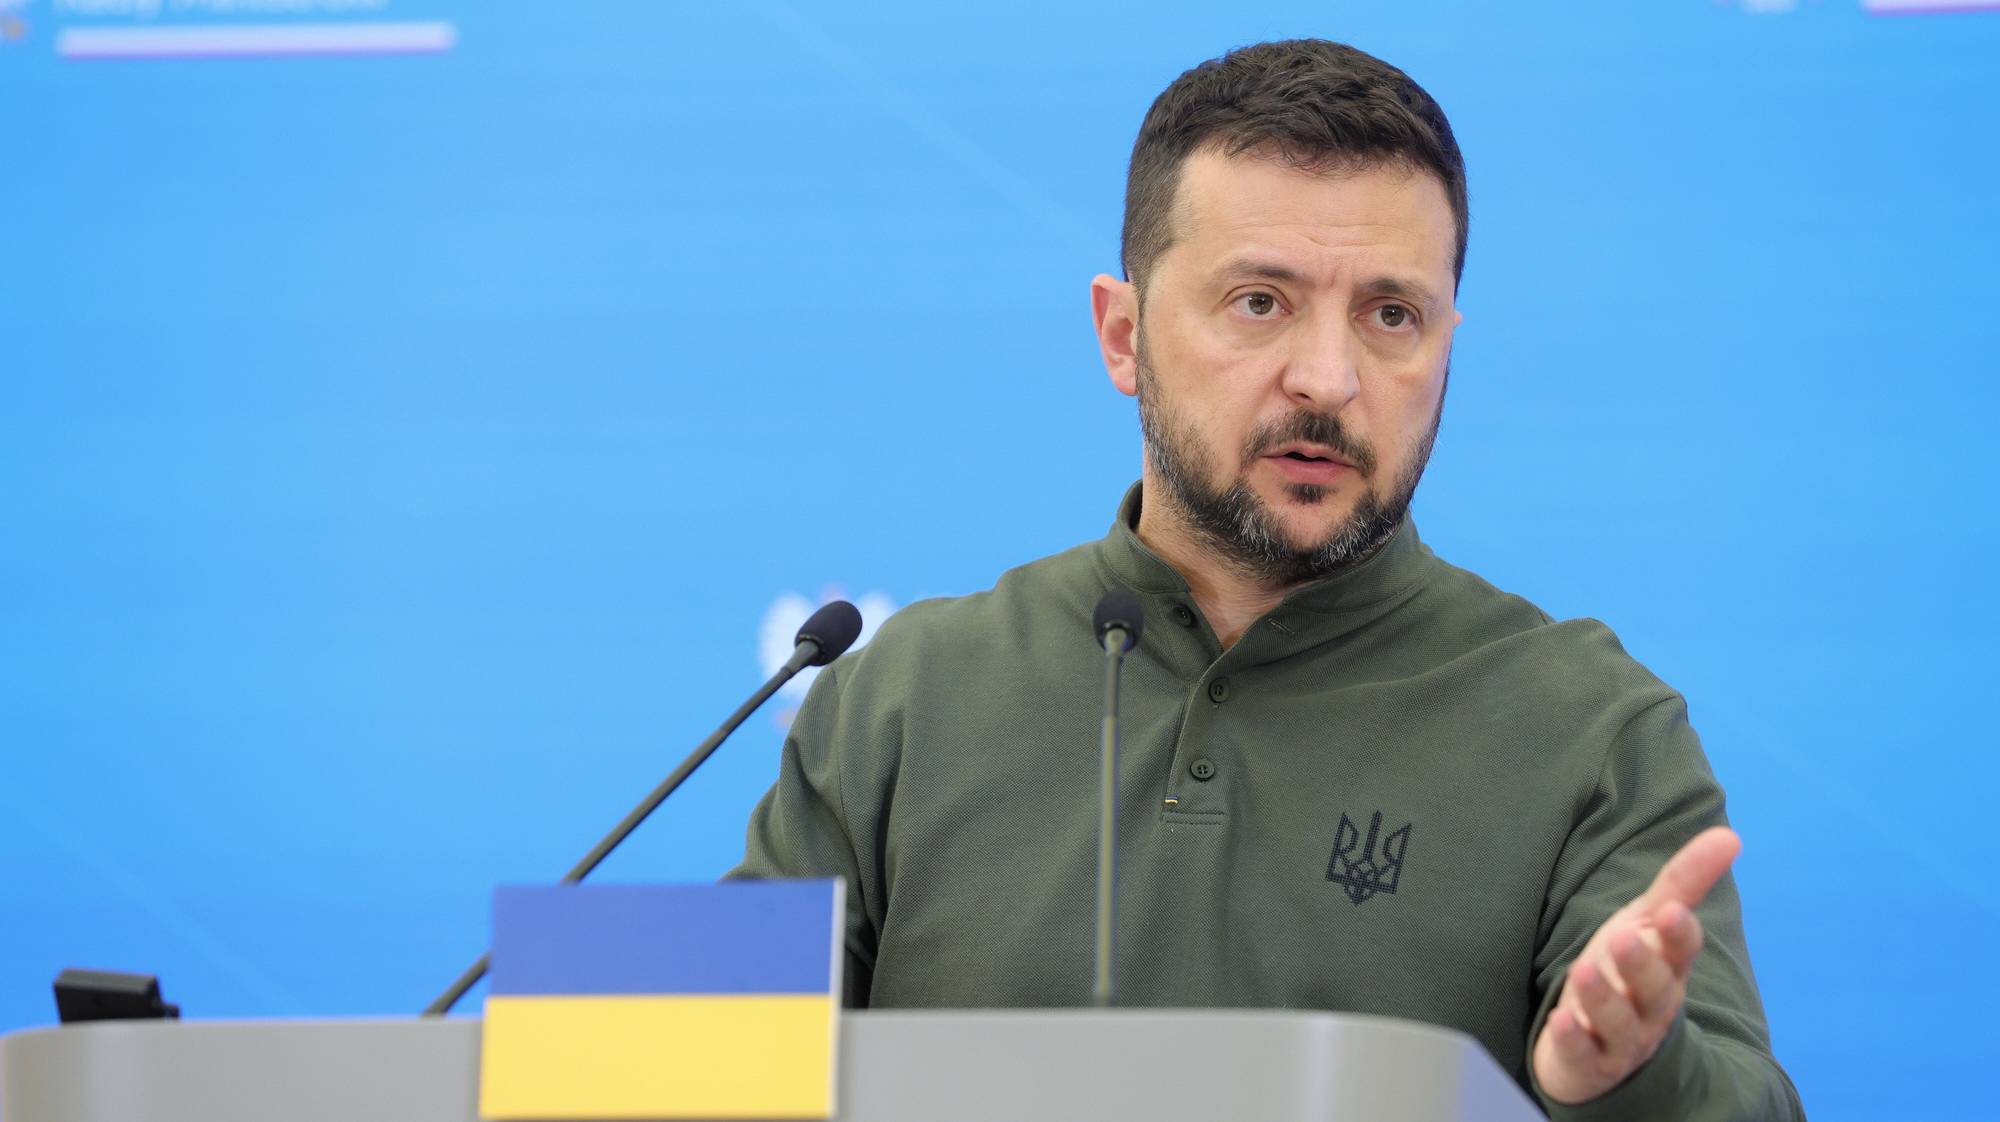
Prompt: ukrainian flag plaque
<box><xmin>479</xmin><ymin>880</ymin><xmax>844</xmax><ymax>1120</ymax></box>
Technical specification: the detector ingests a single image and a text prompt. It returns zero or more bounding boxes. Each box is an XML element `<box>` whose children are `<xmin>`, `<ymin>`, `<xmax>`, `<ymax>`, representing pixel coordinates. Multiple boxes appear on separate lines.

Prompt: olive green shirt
<box><xmin>733</xmin><ymin>486</ymin><xmax>1803</xmax><ymax>1120</ymax></box>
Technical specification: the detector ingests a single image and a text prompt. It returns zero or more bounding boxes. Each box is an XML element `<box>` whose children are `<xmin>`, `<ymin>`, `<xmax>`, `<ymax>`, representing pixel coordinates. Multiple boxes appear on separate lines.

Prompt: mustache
<box><xmin>1241</xmin><ymin>411</ymin><xmax>1379</xmax><ymax>477</ymax></box>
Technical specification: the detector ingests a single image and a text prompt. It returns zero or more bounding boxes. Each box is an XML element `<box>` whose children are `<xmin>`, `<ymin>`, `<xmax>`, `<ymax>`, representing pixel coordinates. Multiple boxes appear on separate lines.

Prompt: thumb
<box><xmin>1640</xmin><ymin>826</ymin><xmax>1742</xmax><ymax>912</ymax></box>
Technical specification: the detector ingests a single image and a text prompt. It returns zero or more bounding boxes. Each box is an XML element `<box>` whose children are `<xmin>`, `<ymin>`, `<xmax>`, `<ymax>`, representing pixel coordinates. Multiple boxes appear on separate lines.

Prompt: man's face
<box><xmin>1100</xmin><ymin>148</ymin><xmax>1461</xmax><ymax>584</ymax></box>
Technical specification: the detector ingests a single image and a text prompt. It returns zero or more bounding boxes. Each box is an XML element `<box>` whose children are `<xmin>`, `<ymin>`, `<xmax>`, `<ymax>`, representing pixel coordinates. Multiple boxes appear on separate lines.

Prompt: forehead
<box><xmin>1164</xmin><ymin>148</ymin><xmax>1458</xmax><ymax>290</ymax></box>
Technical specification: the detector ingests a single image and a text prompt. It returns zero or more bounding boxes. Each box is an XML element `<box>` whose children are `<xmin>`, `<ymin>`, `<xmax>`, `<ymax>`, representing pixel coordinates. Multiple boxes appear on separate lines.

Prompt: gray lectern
<box><xmin>1</xmin><ymin>1009</ymin><xmax>1546</xmax><ymax>1122</ymax></box>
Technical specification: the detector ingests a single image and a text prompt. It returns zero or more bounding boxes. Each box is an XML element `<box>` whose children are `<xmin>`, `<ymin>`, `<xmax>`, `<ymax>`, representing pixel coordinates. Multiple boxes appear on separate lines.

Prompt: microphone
<box><xmin>421</xmin><ymin>599</ymin><xmax>865</xmax><ymax>1016</ymax></box>
<box><xmin>1089</xmin><ymin>587</ymin><xmax>1144</xmax><ymax>1008</ymax></box>
<box><xmin>794</xmin><ymin>599</ymin><xmax>864</xmax><ymax>669</ymax></box>
<box><xmin>1093</xmin><ymin>588</ymin><xmax>1144</xmax><ymax>654</ymax></box>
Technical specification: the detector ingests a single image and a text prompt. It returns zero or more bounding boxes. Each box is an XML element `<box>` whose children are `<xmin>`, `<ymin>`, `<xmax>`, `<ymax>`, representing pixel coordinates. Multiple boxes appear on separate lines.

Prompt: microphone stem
<box><xmin>1094</xmin><ymin>632</ymin><xmax>1127</xmax><ymax>1008</ymax></box>
<box><xmin>420</xmin><ymin>641</ymin><xmax>820</xmax><ymax>1017</ymax></box>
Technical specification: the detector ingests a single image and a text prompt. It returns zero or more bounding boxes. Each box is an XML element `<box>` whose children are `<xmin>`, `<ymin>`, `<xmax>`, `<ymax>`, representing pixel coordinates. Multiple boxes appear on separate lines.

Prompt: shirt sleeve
<box><xmin>1528</xmin><ymin>695</ymin><xmax>1805</xmax><ymax>1122</ymax></box>
<box><xmin>725</xmin><ymin>662</ymin><xmax>881</xmax><ymax>1008</ymax></box>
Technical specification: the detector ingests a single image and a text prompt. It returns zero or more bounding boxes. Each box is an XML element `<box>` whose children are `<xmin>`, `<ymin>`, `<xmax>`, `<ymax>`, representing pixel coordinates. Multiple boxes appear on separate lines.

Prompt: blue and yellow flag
<box><xmin>479</xmin><ymin>880</ymin><xmax>845</xmax><ymax>1120</ymax></box>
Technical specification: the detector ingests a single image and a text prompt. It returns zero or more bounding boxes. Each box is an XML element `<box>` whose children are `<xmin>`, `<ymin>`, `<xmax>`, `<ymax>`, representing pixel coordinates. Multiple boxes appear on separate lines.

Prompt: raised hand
<box><xmin>1532</xmin><ymin>826</ymin><xmax>1742</xmax><ymax>1105</ymax></box>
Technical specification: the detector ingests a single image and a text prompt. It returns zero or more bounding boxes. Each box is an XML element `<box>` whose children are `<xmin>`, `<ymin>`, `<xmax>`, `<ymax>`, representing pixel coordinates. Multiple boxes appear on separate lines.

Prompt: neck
<box><xmin>1133</xmin><ymin>480</ymin><xmax>1292</xmax><ymax>650</ymax></box>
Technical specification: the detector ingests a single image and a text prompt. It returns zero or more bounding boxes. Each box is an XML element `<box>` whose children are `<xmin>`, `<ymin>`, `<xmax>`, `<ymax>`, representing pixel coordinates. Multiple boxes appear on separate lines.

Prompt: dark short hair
<box><xmin>1121</xmin><ymin>39</ymin><xmax>1468</xmax><ymax>294</ymax></box>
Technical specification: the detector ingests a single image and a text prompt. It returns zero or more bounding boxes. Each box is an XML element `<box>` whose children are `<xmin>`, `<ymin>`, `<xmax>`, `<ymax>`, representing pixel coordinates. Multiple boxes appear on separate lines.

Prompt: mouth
<box><xmin>1263</xmin><ymin>442</ymin><xmax>1356</xmax><ymax>468</ymax></box>
<box><xmin>1260</xmin><ymin>442</ymin><xmax>1358</xmax><ymax>487</ymax></box>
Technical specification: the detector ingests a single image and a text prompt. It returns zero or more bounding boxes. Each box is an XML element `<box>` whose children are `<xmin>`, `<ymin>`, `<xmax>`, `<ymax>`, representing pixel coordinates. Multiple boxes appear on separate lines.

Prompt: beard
<box><xmin>1135</xmin><ymin>337</ymin><xmax>1445</xmax><ymax>587</ymax></box>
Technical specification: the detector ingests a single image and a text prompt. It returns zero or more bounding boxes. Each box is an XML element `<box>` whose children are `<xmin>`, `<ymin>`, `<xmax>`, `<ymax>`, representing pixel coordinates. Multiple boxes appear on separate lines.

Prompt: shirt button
<box><xmin>1172</xmin><ymin>604</ymin><xmax>1196</xmax><ymax>627</ymax></box>
<box><xmin>1188</xmin><ymin>758</ymin><xmax>1217</xmax><ymax>781</ymax></box>
<box><xmin>1207</xmin><ymin>678</ymin><xmax>1231</xmax><ymax>703</ymax></box>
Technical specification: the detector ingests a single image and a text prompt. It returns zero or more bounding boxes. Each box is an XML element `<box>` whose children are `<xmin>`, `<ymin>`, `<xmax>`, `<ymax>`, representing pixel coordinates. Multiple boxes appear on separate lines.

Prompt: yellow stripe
<box><xmin>480</xmin><ymin>993</ymin><xmax>835</xmax><ymax>1120</ymax></box>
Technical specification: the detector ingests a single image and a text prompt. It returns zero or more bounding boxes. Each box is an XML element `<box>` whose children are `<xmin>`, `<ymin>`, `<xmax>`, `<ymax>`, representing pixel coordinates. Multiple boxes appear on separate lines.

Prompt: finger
<box><xmin>1611</xmin><ymin>926</ymin><xmax>1677</xmax><ymax>1020</ymax></box>
<box><xmin>1571</xmin><ymin>956</ymin><xmax>1638</xmax><ymax>1048</ymax></box>
<box><xmin>1647</xmin><ymin>900</ymin><xmax>1706</xmax><ymax>973</ymax></box>
<box><xmin>1543</xmin><ymin>1005</ymin><xmax>1602</xmax><ymax>1072</ymax></box>
<box><xmin>1639</xmin><ymin>826</ymin><xmax>1741</xmax><ymax>912</ymax></box>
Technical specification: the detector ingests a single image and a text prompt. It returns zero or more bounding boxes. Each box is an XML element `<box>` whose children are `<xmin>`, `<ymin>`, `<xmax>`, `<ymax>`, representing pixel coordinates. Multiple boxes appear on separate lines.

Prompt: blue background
<box><xmin>3</xmin><ymin>2</ymin><xmax>1996</xmax><ymax>1118</ymax></box>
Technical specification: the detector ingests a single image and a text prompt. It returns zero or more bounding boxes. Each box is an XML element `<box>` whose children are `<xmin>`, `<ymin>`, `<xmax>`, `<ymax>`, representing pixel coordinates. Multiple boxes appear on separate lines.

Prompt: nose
<box><xmin>1277</xmin><ymin>308</ymin><xmax>1362</xmax><ymax>414</ymax></box>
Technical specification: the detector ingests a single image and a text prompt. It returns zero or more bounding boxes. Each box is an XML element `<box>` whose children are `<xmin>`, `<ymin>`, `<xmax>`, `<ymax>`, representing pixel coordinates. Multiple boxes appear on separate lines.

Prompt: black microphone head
<box><xmin>796</xmin><ymin>600</ymin><xmax>864</xmax><ymax>666</ymax></box>
<box><xmin>1092</xmin><ymin>587</ymin><xmax>1144</xmax><ymax>653</ymax></box>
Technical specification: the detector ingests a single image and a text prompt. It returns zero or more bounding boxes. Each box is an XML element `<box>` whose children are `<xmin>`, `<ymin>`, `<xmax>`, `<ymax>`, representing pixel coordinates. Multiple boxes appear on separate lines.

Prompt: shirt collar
<box><xmin>1096</xmin><ymin>480</ymin><xmax>1431</xmax><ymax>628</ymax></box>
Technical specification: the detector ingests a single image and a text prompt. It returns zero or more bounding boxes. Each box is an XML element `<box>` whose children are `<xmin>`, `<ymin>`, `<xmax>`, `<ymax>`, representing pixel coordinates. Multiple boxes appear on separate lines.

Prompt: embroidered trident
<box><xmin>1325</xmin><ymin>810</ymin><xmax>1412</xmax><ymax>906</ymax></box>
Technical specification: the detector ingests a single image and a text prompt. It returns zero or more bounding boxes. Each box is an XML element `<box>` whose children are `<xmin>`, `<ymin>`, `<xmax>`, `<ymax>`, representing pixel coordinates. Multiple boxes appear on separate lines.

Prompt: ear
<box><xmin>1091</xmin><ymin>273</ymin><xmax>1140</xmax><ymax>398</ymax></box>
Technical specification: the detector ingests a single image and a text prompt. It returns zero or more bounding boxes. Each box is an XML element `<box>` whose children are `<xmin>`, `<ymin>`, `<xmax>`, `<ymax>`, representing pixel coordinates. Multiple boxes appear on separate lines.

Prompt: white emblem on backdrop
<box><xmin>759</xmin><ymin>588</ymin><xmax>898</xmax><ymax>727</ymax></box>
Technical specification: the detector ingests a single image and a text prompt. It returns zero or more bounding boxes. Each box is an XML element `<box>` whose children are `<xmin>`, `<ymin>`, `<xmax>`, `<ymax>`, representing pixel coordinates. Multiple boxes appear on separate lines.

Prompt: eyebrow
<box><xmin>1212</xmin><ymin>257</ymin><xmax>1443</xmax><ymax>311</ymax></box>
<box><xmin>1214</xmin><ymin>257</ymin><xmax>1307</xmax><ymax>286</ymax></box>
<box><xmin>1359</xmin><ymin>275</ymin><xmax>1442</xmax><ymax>311</ymax></box>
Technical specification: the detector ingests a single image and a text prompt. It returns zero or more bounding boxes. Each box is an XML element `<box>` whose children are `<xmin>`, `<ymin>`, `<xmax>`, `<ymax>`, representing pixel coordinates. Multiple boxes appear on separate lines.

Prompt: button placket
<box><xmin>1162</xmin><ymin>673</ymin><xmax>1221</xmax><ymax>816</ymax></box>
<box><xmin>1162</xmin><ymin>657</ymin><xmax>1237</xmax><ymax>817</ymax></box>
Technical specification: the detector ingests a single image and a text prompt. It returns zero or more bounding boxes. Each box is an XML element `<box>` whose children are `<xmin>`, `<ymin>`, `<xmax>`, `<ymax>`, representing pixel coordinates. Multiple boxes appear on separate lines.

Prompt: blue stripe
<box><xmin>489</xmin><ymin>880</ymin><xmax>838</xmax><ymax>997</ymax></box>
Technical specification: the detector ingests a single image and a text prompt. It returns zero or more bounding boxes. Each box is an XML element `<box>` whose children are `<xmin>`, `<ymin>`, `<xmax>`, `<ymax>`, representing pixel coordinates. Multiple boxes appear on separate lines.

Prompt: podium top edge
<box><xmin>1</xmin><ymin>1007</ymin><xmax>1480</xmax><ymax>1049</ymax></box>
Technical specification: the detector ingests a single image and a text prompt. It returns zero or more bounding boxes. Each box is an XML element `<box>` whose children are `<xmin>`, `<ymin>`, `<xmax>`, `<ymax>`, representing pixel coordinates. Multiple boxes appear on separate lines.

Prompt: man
<box><xmin>734</xmin><ymin>39</ymin><xmax>1803</xmax><ymax>1120</ymax></box>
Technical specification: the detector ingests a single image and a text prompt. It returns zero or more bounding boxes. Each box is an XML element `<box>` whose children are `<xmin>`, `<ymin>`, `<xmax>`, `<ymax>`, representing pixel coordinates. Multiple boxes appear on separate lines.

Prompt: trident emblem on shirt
<box><xmin>1326</xmin><ymin>810</ymin><xmax>1412</xmax><ymax>905</ymax></box>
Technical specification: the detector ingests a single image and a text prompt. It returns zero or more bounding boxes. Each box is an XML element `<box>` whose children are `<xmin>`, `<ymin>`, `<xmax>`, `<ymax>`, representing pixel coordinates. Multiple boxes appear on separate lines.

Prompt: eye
<box><xmin>1373</xmin><ymin>304</ymin><xmax>1417</xmax><ymax>330</ymax></box>
<box><xmin>1235</xmin><ymin>291</ymin><xmax>1282</xmax><ymax>318</ymax></box>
